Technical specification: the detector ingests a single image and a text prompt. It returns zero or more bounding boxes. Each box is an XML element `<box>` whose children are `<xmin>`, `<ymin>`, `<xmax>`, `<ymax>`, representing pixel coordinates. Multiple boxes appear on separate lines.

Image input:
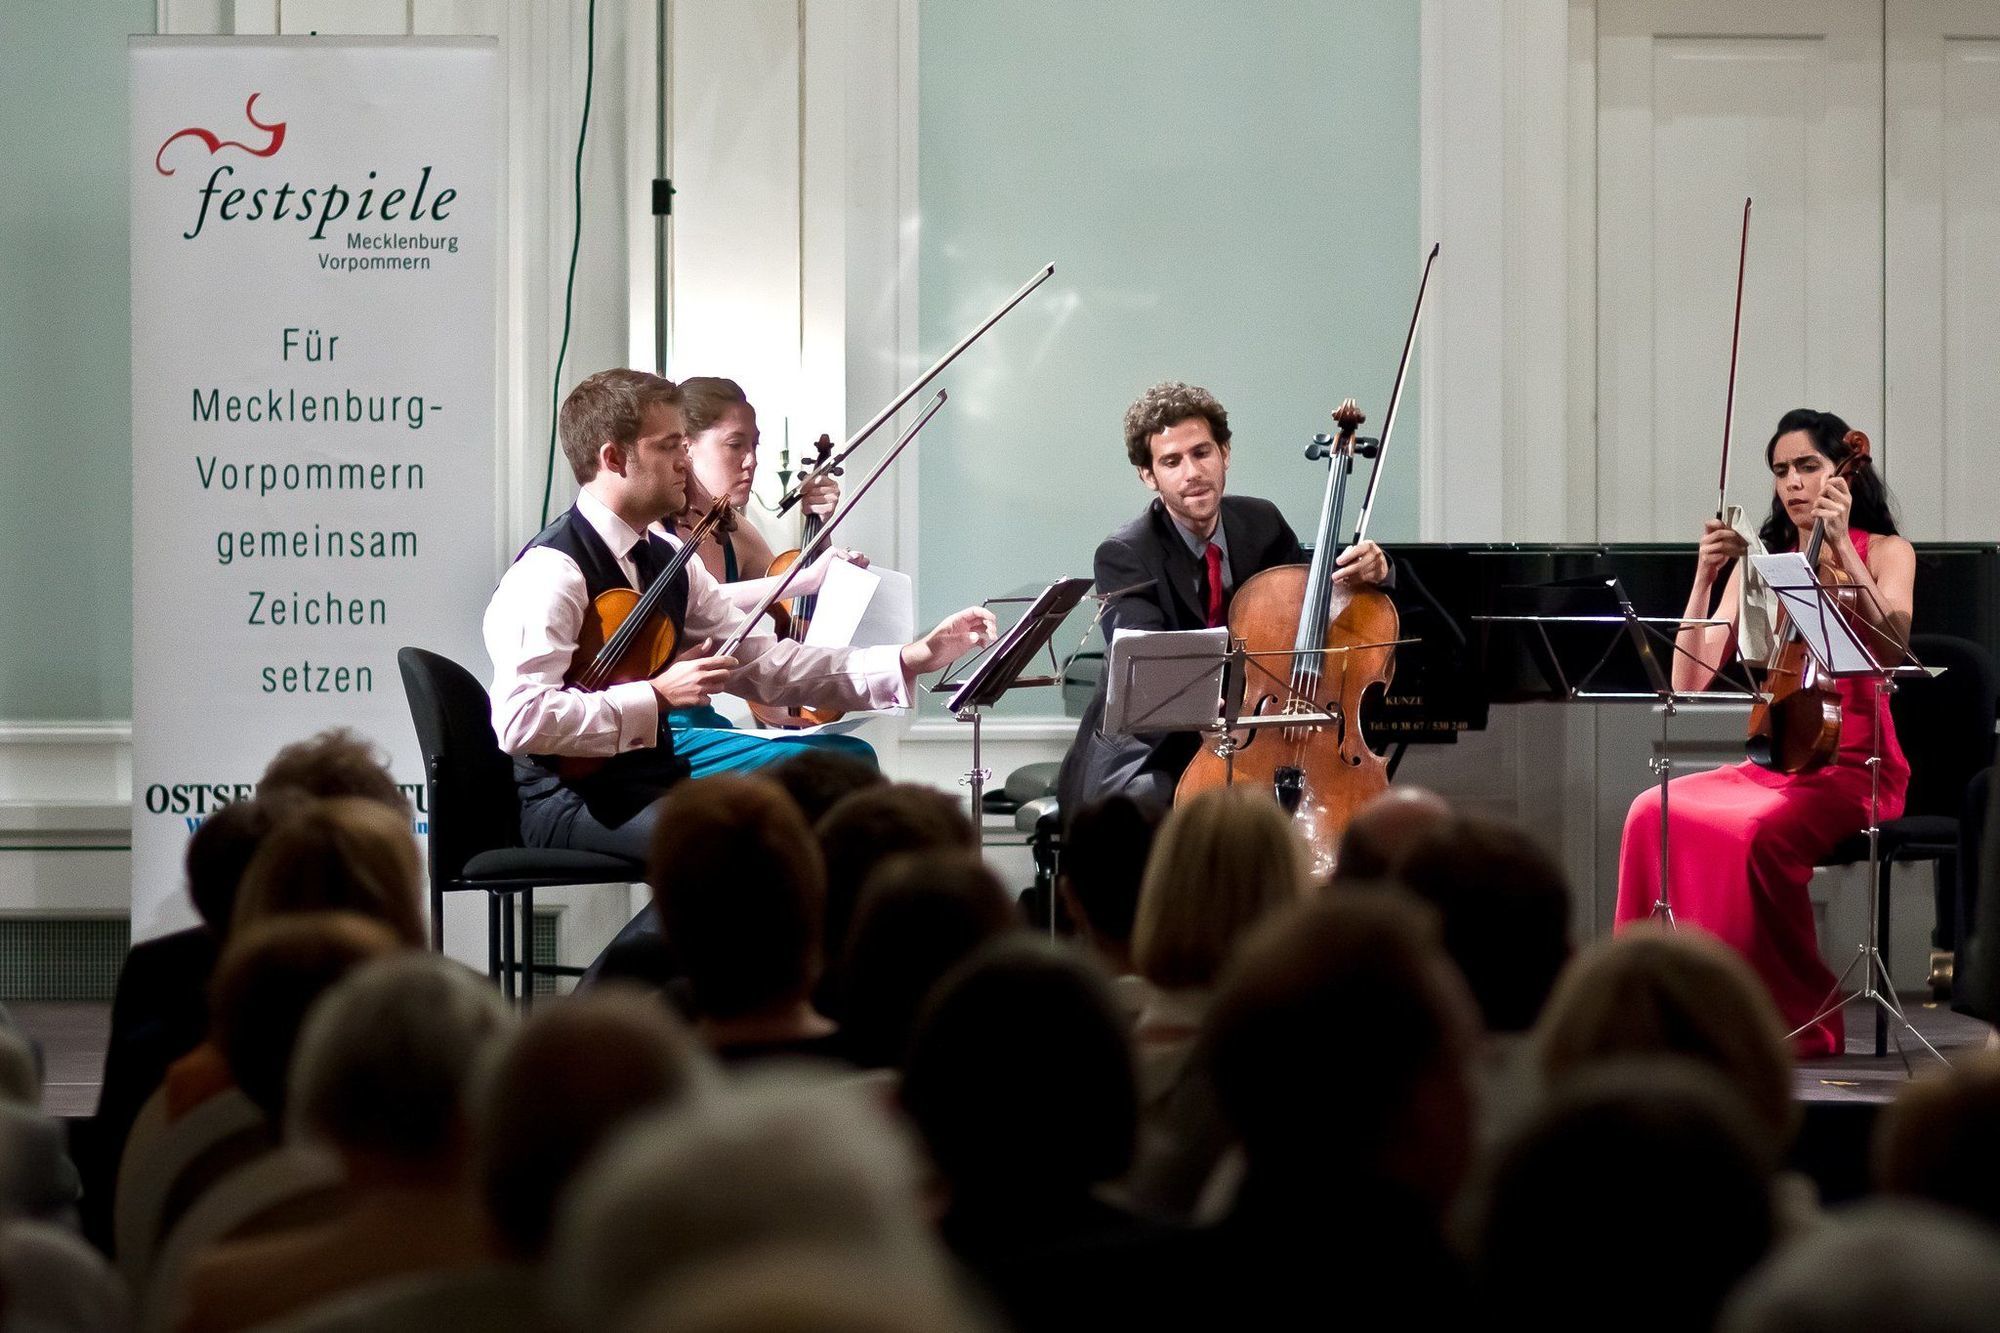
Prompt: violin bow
<box><xmin>1719</xmin><ymin>197</ymin><xmax>1751</xmax><ymax>519</ymax></box>
<box><xmin>719</xmin><ymin>391</ymin><xmax>949</xmax><ymax>659</ymax></box>
<box><xmin>774</xmin><ymin>263</ymin><xmax>1054</xmax><ymax>516</ymax></box>
<box><xmin>1350</xmin><ymin>242</ymin><xmax>1439</xmax><ymax>548</ymax></box>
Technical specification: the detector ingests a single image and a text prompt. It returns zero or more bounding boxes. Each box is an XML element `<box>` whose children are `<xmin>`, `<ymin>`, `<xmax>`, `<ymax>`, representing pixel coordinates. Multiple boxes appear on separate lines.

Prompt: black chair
<box><xmin>397</xmin><ymin>647</ymin><xmax>643</xmax><ymax>1004</ymax></box>
<box><xmin>1817</xmin><ymin>632</ymin><xmax>1998</xmax><ymax>1054</ymax></box>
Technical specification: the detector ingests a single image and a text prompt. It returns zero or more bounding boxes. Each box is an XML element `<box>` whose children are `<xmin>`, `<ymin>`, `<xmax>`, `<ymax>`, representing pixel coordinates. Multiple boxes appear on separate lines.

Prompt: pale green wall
<box><xmin>917</xmin><ymin>1</ymin><xmax>1421</xmax><ymax>711</ymax></box>
<box><xmin>0</xmin><ymin>2</ymin><xmax>154</xmax><ymax>719</ymax></box>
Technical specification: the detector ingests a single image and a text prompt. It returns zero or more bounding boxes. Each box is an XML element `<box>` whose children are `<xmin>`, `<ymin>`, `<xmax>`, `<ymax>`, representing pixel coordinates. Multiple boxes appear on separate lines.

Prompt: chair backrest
<box><xmin>397</xmin><ymin>647</ymin><xmax>525</xmax><ymax>882</ymax></box>
<box><xmin>143</xmin><ymin>1145</ymin><xmax>343</xmax><ymax>1330</ymax></box>
<box><xmin>114</xmin><ymin>1086</ymin><xmax>265</xmax><ymax>1290</ymax></box>
<box><xmin>1891</xmin><ymin>633</ymin><xmax>2000</xmax><ymax>819</ymax></box>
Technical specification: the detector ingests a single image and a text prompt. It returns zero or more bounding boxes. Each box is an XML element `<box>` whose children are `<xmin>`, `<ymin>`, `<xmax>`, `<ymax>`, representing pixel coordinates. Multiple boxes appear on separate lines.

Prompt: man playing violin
<box><xmin>482</xmin><ymin>368</ymin><xmax>995</xmax><ymax>867</ymax></box>
<box><xmin>1057</xmin><ymin>380</ymin><xmax>1392</xmax><ymax>818</ymax></box>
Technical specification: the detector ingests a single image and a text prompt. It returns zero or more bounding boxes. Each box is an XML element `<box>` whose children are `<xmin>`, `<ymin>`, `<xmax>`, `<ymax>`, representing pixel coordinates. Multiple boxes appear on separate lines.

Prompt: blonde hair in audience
<box><xmin>1132</xmin><ymin>786</ymin><xmax>1310</xmax><ymax>990</ymax></box>
<box><xmin>1536</xmin><ymin>927</ymin><xmax>1798</xmax><ymax>1148</ymax></box>
<box><xmin>233</xmin><ymin>796</ymin><xmax>426</xmax><ymax>946</ymax></box>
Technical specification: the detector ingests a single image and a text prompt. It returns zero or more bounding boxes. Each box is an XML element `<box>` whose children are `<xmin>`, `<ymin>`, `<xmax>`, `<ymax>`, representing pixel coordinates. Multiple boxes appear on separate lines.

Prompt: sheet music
<box><xmin>1104</xmin><ymin>627</ymin><xmax>1230</xmax><ymax>735</ymax></box>
<box><xmin>1750</xmin><ymin>552</ymin><xmax>1876</xmax><ymax>675</ymax></box>
<box><xmin>802</xmin><ymin>560</ymin><xmax>913</xmax><ymax>649</ymax></box>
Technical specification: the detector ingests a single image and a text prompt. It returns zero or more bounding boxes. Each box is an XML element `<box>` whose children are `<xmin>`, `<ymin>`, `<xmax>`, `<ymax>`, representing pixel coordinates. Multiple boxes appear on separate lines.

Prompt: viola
<box><xmin>1174</xmin><ymin>400</ymin><xmax>1400</xmax><ymax>877</ymax></box>
<box><xmin>749</xmin><ymin>433</ymin><xmax>850</xmax><ymax>729</ymax></box>
<box><xmin>558</xmin><ymin>496</ymin><xmax>733</xmax><ymax>777</ymax></box>
<box><xmin>1743</xmin><ymin>430</ymin><xmax>1870</xmax><ymax>773</ymax></box>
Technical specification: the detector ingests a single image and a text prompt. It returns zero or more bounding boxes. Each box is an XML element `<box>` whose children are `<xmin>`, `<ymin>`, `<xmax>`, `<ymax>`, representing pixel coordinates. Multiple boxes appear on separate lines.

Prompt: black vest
<box><xmin>513</xmin><ymin>505</ymin><xmax>692</xmax><ymax>832</ymax></box>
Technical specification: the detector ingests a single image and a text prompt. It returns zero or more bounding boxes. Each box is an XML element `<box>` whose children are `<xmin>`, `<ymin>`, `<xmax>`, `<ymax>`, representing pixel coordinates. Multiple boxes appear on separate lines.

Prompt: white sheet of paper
<box><xmin>735</xmin><ymin>714</ymin><xmax>878</xmax><ymax>740</ymax></box>
<box><xmin>802</xmin><ymin>562</ymin><xmax>914</xmax><ymax>649</ymax></box>
<box><xmin>1749</xmin><ymin>553</ymin><xmax>1876</xmax><ymax>675</ymax></box>
<box><xmin>802</xmin><ymin>557</ymin><xmax>878</xmax><ymax>648</ymax></box>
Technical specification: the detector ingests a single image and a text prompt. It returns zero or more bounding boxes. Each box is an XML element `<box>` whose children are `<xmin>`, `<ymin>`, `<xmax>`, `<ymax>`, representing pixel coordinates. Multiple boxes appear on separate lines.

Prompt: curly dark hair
<box><xmin>1757</xmin><ymin>408</ymin><xmax>1899</xmax><ymax>552</ymax></box>
<box><xmin>1123</xmin><ymin>381</ymin><xmax>1231</xmax><ymax>469</ymax></box>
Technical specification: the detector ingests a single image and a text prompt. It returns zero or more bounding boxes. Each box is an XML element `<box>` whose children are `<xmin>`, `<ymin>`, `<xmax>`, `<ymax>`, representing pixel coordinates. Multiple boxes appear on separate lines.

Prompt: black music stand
<box><xmin>931</xmin><ymin>578</ymin><xmax>1095</xmax><ymax>822</ymax></box>
<box><xmin>1756</xmin><ymin>555</ymin><xmax>1943</xmax><ymax>1064</ymax></box>
<box><xmin>1478</xmin><ymin>576</ymin><xmax>1758</xmax><ymax>927</ymax></box>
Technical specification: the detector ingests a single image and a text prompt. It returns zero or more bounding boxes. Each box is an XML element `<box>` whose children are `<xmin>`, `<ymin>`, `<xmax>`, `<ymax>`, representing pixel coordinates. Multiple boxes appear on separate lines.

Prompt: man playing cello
<box><xmin>1057</xmin><ymin>381</ymin><xmax>1391</xmax><ymax>819</ymax></box>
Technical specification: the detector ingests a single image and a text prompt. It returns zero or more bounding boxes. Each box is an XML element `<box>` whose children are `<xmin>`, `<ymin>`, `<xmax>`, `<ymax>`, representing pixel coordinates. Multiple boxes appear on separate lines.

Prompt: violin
<box><xmin>558</xmin><ymin>496</ymin><xmax>733</xmax><ymax>777</ymax></box>
<box><xmin>749</xmin><ymin>433</ymin><xmax>850</xmax><ymax>729</ymax></box>
<box><xmin>1743</xmin><ymin>430</ymin><xmax>1871</xmax><ymax>774</ymax></box>
<box><xmin>1175</xmin><ymin>400</ymin><xmax>1400</xmax><ymax>876</ymax></box>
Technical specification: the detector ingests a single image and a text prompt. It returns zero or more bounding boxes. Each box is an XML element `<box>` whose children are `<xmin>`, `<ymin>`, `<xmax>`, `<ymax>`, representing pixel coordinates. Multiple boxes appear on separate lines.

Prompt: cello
<box><xmin>1173</xmin><ymin>243</ymin><xmax>1438</xmax><ymax>876</ymax></box>
<box><xmin>1174</xmin><ymin>401</ymin><xmax>1401</xmax><ymax>877</ymax></box>
<box><xmin>1743</xmin><ymin>430</ymin><xmax>1872</xmax><ymax>774</ymax></box>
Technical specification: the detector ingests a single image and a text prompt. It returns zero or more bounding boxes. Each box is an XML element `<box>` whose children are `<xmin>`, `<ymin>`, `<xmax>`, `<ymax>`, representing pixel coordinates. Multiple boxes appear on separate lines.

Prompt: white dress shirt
<box><xmin>483</xmin><ymin>488</ymin><xmax>909</xmax><ymax>758</ymax></box>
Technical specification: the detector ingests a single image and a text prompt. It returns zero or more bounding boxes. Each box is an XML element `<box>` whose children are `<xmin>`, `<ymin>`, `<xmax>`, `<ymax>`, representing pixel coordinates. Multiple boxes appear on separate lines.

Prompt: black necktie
<box><xmin>629</xmin><ymin>538</ymin><xmax>663</xmax><ymax>592</ymax></box>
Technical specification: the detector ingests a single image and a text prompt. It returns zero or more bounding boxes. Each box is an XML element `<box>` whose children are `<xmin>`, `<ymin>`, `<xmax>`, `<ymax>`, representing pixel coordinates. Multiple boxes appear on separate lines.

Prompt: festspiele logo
<box><xmin>155</xmin><ymin>92</ymin><xmax>457</xmax><ymax>243</ymax></box>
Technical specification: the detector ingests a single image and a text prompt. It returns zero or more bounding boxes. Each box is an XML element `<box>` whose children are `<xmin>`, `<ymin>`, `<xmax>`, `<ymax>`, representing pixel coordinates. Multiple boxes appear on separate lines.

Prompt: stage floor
<box><xmin>1795</xmin><ymin>996</ymin><xmax>1991</xmax><ymax>1101</ymax></box>
<box><xmin>11</xmin><ymin>994</ymin><xmax>1992</xmax><ymax>1121</ymax></box>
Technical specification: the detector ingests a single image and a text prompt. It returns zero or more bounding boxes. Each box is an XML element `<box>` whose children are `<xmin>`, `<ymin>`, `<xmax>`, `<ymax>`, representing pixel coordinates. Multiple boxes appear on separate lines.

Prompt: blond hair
<box><xmin>1536</xmin><ymin>927</ymin><xmax>1798</xmax><ymax>1148</ymax></box>
<box><xmin>1131</xmin><ymin>787</ymin><xmax>1310</xmax><ymax>989</ymax></box>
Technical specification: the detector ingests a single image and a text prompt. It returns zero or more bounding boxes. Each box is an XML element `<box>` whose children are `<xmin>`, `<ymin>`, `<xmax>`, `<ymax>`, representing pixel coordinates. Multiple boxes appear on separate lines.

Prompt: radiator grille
<box><xmin>0</xmin><ymin>917</ymin><xmax>130</xmax><ymax>1001</ymax></box>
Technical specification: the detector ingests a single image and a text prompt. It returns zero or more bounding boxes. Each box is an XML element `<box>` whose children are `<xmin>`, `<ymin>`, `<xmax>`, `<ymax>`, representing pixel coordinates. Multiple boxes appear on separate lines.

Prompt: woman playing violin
<box><xmin>1615</xmin><ymin>409</ymin><xmax>1913</xmax><ymax>1057</ymax></box>
<box><xmin>652</xmin><ymin>376</ymin><xmax>871</xmax><ymax>756</ymax></box>
<box><xmin>672</xmin><ymin>377</ymin><xmax>844</xmax><ymax>584</ymax></box>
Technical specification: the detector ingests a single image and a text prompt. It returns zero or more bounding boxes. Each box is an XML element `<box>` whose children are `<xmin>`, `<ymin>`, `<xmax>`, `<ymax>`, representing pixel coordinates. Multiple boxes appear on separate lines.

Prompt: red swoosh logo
<box><xmin>154</xmin><ymin>93</ymin><xmax>286</xmax><ymax>177</ymax></box>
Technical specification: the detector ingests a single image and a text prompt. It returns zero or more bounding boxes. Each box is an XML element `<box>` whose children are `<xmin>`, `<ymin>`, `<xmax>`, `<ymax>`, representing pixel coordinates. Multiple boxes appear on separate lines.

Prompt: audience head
<box><xmin>815</xmin><ymin>784</ymin><xmax>977</xmax><ymax>1006</ymax></box>
<box><xmin>1205</xmin><ymin>893</ymin><xmax>1477</xmax><ymax>1209</ymax></box>
<box><xmin>232</xmin><ymin>796</ymin><xmax>426</xmax><ymax>946</ymax></box>
<box><xmin>837</xmin><ymin>851</ymin><xmax>1019</xmax><ymax>1069</ymax></box>
<box><xmin>210</xmin><ymin>912</ymin><xmax>405</xmax><ymax>1119</ymax></box>
<box><xmin>257</xmin><ymin>727</ymin><xmax>408</xmax><ymax>815</ymax></box>
<box><xmin>901</xmin><ymin>941</ymin><xmax>1136</xmax><ymax>1203</ymax></box>
<box><xmin>767</xmin><ymin>749</ymin><xmax>887</xmax><ymax>828</ymax></box>
<box><xmin>647</xmin><ymin>776</ymin><xmax>825</xmax><ymax>1022</ymax></box>
<box><xmin>480</xmin><ymin>987</ymin><xmax>711</xmax><ymax>1260</ymax></box>
<box><xmin>1132</xmin><ymin>785</ymin><xmax>1309</xmax><ymax>992</ymax></box>
<box><xmin>1720</xmin><ymin>1199</ymin><xmax>2000</xmax><ymax>1333</ymax></box>
<box><xmin>1057</xmin><ymin>795</ymin><xmax>1155</xmax><ymax>967</ymax></box>
<box><xmin>289</xmin><ymin>952</ymin><xmax>513</xmax><ymax>1179</ymax></box>
<box><xmin>1331</xmin><ymin>785</ymin><xmax>1451</xmax><ymax>883</ymax></box>
<box><xmin>622</xmin><ymin>1246</ymin><xmax>993</xmax><ymax>1333</ymax></box>
<box><xmin>1478</xmin><ymin>1058</ymin><xmax>1775</xmax><ymax>1332</ymax></box>
<box><xmin>1874</xmin><ymin>1051</ymin><xmax>2000</xmax><ymax>1231</ymax></box>
<box><xmin>549</xmin><ymin>1077</ymin><xmax>942</xmax><ymax>1331</ymax></box>
<box><xmin>184</xmin><ymin>798</ymin><xmax>279</xmax><ymax>938</ymax></box>
<box><xmin>1391</xmin><ymin>815</ymin><xmax>1572</xmax><ymax>1032</ymax></box>
<box><xmin>1536</xmin><ymin>927</ymin><xmax>1799</xmax><ymax>1151</ymax></box>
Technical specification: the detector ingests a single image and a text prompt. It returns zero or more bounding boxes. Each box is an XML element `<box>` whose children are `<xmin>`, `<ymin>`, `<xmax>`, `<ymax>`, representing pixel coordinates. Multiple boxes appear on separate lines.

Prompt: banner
<box><xmin>130</xmin><ymin>38</ymin><xmax>499</xmax><ymax>939</ymax></box>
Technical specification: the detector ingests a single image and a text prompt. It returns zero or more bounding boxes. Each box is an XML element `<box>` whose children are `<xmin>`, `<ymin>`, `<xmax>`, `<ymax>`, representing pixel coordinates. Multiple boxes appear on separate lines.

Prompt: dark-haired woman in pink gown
<box><xmin>1616</xmin><ymin>409</ymin><xmax>1914</xmax><ymax>1057</ymax></box>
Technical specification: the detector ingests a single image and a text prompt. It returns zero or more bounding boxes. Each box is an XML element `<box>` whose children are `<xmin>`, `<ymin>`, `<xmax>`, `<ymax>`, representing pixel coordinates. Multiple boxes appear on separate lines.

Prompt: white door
<box><xmin>1887</xmin><ymin>0</ymin><xmax>2000</xmax><ymax>540</ymax></box>
<box><xmin>1597</xmin><ymin>0</ymin><xmax>1884</xmax><ymax>541</ymax></box>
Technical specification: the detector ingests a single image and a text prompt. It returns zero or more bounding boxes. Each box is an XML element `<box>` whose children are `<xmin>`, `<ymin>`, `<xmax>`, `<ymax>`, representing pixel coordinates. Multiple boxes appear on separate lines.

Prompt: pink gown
<box><xmin>1614</xmin><ymin>531</ymin><xmax>1909</xmax><ymax>1058</ymax></box>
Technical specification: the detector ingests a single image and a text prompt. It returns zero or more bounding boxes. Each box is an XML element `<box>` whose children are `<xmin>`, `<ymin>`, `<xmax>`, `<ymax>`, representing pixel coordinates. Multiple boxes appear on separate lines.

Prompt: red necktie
<box><xmin>1204</xmin><ymin>542</ymin><xmax>1226</xmax><ymax>628</ymax></box>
